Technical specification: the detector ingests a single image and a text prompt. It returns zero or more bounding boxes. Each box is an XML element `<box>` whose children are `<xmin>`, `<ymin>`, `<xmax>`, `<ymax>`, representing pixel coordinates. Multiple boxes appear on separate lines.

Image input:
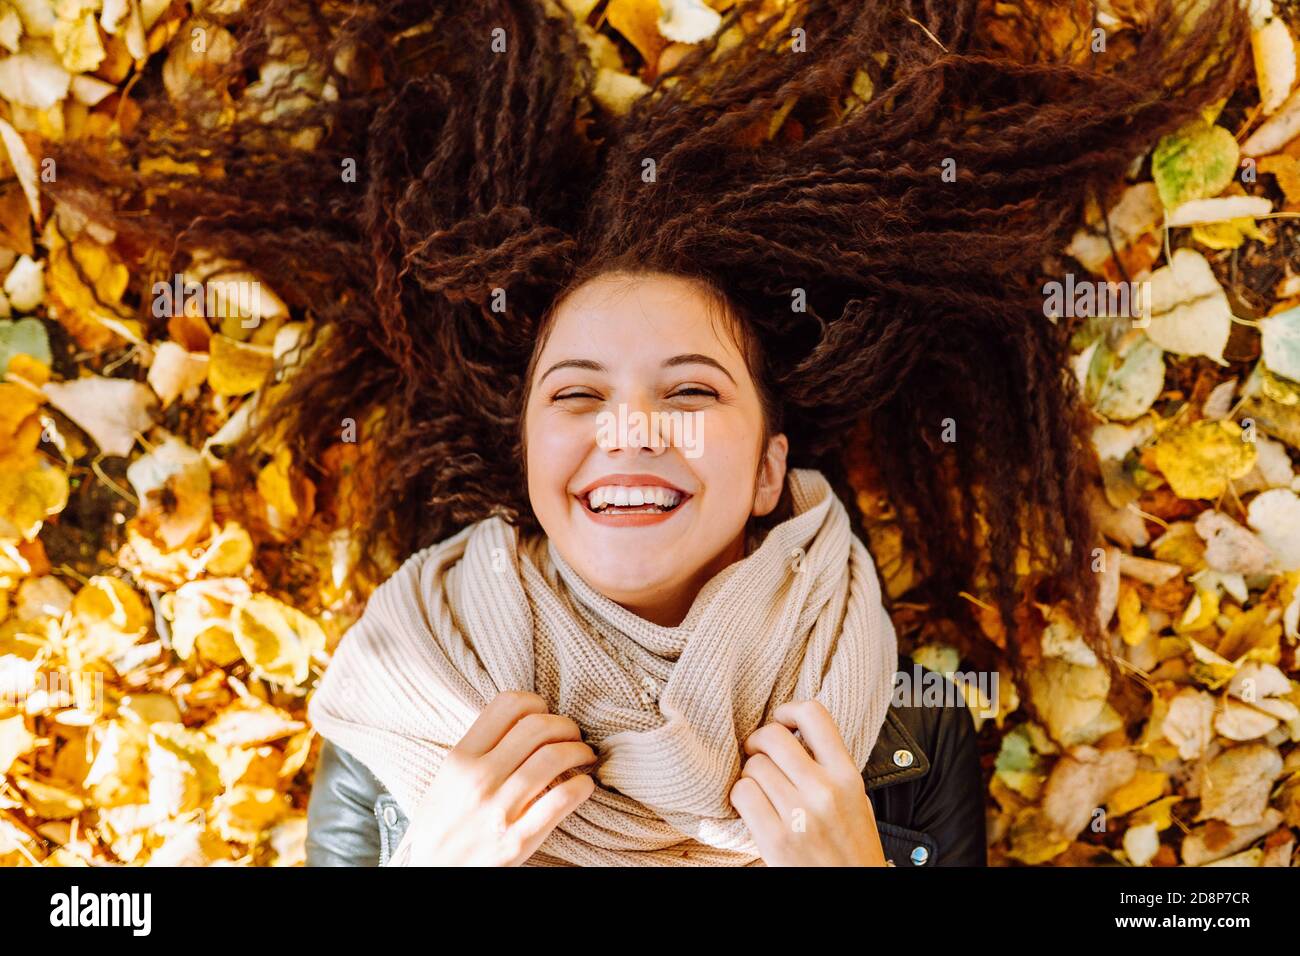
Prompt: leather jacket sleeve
<box><xmin>306</xmin><ymin>736</ymin><xmax>384</xmax><ymax>866</ymax></box>
<box><xmin>893</xmin><ymin>675</ymin><xmax>988</xmax><ymax>866</ymax></box>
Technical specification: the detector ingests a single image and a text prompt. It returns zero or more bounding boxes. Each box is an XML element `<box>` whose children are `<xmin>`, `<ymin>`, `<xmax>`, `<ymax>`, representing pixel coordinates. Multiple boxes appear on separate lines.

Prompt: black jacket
<box><xmin>305</xmin><ymin>653</ymin><xmax>987</xmax><ymax>866</ymax></box>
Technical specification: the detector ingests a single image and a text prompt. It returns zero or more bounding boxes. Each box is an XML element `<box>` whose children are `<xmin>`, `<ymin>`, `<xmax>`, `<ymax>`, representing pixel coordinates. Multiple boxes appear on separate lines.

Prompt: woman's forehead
<box><xmin>546</xmin><ymin>272</ymin><xmax>742</xmax><ymax>353</ymax></box>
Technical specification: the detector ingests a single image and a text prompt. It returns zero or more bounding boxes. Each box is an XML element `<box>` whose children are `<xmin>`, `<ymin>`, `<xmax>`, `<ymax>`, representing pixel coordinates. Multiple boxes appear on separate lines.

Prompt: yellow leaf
<box><xmin>1025</xmin><ymin>656</ymin><xmax>1112</xmax><ymax>746</ymax></box>
<box><xmin>1192</xmin><ymin>216</ymin><xmax>1269</xmax><ymax>250</ymax></box>
<box><xmin>14</xmin><ymin>777</ymin><xmax>85</xmax><ymax>818</ymax></box>
<box><xmin>210</xmin><ymin>784</ymin><xmax>289</xmax><ymax>844</ymax></box>
<box><xmin>1151</xmin><ymin>521</ymin><xmax>1205</xmax><ymax>571</ymax></box>
<box><xmin>195</xmin><ymin>522</ymin><xmax>254</xmax><ymax>576</ymax></box>
<box><xmin>163</xmin><ymin>577</ymin><xmax>251</xmax><ymax>661</ymax></box>
<box><xmin>1260</xmin><ymin>154</ymin><xmax>1300</xmax><ymax>206</ymax></box>
<box><xmin>592</xmin><ymin>67</ymin><xmax>649</xmax><ymax>116</ymax></box>
<box><xmin>0</xmin><ymin>461</ymin><xmax>69</xmax><ymax>541</ymax></box>
<box><xmin>71</xmin><ymin>235</ymin><xmax>128</xmax><ymax>307</ymax></box>
<box><xmin>1130</xmin><ymin>794</ymin><xmax>1183</xmax><ymax>830</ymax></box>
<box><xmin>53</xmin><ymin>8</ymin><xmax>105</xmax><ymax>74</ymax></box>
<box><xmin>1007</xmin><ymin>807</ymin><xmax>1071</xmax><ymax>865</ymax></box>
<box><xmin>43</xmin><ymin>223</ymin><xmax>134</xmax><ymax>349</ymax></box>
<box><xmin>126</xmin><ymin>436</ymin><xmax>212</xmax><ymax>551</ymax></box>
<box><xmin>207</xmin><ymin>334</ymin><xmax>274</xmax><ymax>396</ymax></box>
<box><xmin>607</xmin><ymin>0</ymin><xmax>668</xmax><ymax>67</ymax></box>
<box><xmin>7</xmin><ymin>354</ymin><xmax>50</xmax><ymax>386</ymax></box>
<box><xmin>1218</xmin><ymin>604</ymin><xmax>1279</xmax><ymax>663</ymax></box>
<box><xmin>0</xmin><ymin>383</ymin><xmax>45</xmax><ymax>467</ymax></box>
<box><xmin>0</xmin><ymin>715</ymin><xmax>35</xmax><ymax>775</ymax></box>
<box><xmin>0</xmin><ymin>118</ymin><xmax>41</xmax><ymax>226</ymax></box>
<box><xmin>1118</xmin><ymin>581</ymin><xmax>1149</xmax><ymax>647</ymax></box>
<box><xmin>1107</xmin><ymin>770</ymin><xmax>1169</xmax><ymax>816</ymax></box>
<box><xmin>202</xmin><ymin>697</ymin><xmax>307</xmax><ymax>749</ymax></box>
<box><xmin>82</xmin><ymin>719</ymin><xmax>150</xmax><ymax>808</ymax></box>
<box><xmin>231</xmin><ymin>594</ymin><xmax>325</xmax><ymax>688</ymax></box>
<box><xmin>70</xmin><ymin>575</ymin><xmax>150</xmax><ymax>662</ymax></box>
<box><xmin>252</xmin><ymin>447</ymin><xmax>297</xmax><ymax>522</ymax></box>
<box><xmin>1186</xmin><ymin>635</ymin><xmax>1237</xmax><ymax>690</ymax></box>
<box><xmin>147</xmin><ymin>724</ymin><xmax>222</xmax><ymax>816</ymax></box>
<box><xmin>147</xmin><ymin>341</ymin><xmax>209</xmax><ymax>408</ymax></box>
<box><xmin>196</xmin><ymin>627</ymin><xmax>243</xmax><ymax>667</ymax></box>
<box><xmin>1176</xmin><ymin>587</ymin><xmax>1221</xmax><ymax>633</ymax></box>
<box><xmin>865</xmin><ymin>521</ymin><xmax>917</xmax><ymax>599</ymax></box>
<box><xmin>119</xmin><ymin>519</ymin><xmax>254</xmax><ymax>588</ymax></box>
<box><xmin>1152</xmin><ymin>420</ymin><xmax>1257</xmax><ymax>499</ymax></box>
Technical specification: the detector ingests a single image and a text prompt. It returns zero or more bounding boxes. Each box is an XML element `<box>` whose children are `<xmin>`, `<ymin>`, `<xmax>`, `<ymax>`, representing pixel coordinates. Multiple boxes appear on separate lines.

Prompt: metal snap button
<box><xmin>382</xmin><ymin>804</ymin><xmax>398</xmax><ymax>827</ymax></box>
<box><xmin>910</xmin><ymin>845</ymin><xmax>929</xmax><ymax>865</ymax></box>
<box><xmin>892</xmin><ymin>748</ymin><xmax>914</xmax><ymax>768</ymax></box>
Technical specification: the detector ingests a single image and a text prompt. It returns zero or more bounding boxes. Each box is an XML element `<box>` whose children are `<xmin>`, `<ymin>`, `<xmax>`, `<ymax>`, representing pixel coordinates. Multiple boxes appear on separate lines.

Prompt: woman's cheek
<box><xmin>699</xmin><ymin>433</ymin><xmax>758</xmax><ymax>524</ymax></box>
<box><xmin>529</xmin><ymin>412</ymin><xmax>590</xmax><ymax>500</ymax></box>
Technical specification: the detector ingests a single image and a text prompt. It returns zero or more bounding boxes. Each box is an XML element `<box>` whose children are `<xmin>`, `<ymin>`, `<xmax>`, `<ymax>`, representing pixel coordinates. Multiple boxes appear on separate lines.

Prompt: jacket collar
<box><xmin>863</xmin><ymin>705</ymin><xmax>929</xmax><ymax>791</ymax></box>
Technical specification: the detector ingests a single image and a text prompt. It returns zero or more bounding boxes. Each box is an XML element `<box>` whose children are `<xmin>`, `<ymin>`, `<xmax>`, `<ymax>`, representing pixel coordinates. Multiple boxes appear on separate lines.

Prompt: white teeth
<box><xmin>584</xmin><ymin>484</ymin><xmax>684</xmax><ymax>512</ymax></box>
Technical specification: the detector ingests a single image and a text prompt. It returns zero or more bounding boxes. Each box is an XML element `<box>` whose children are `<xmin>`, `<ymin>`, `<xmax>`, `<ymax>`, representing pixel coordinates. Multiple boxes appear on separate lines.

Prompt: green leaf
<box><xmin>1151</xmin><ymin>119</ymin><xmax>1239</xmax><ymax>209</ymax></box>
<box><xmin>995</xmin><ymin>725</ymin><xmax>1043</xmax><ymax>775</ymax></box>
<box><xmin>0</xmin><ymin>317</ymin><xmax>51</xmax><ymax>373</ymax></box>
<box><xmin>1092</xmin><ymin>335</ymin><xmax>1166</xmax><ymax>421</ymax></box>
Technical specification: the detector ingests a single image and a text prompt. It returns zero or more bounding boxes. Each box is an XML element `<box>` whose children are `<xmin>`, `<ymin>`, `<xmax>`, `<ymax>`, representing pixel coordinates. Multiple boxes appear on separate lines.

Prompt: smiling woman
<box><xmin>49</xmin><ymin>0</ymin><xmax>1252</xmax><ymax>867</ymax></box>
<box><xmin>522</xmin><ymin>270</ymin><xmax>789</xmax><ymax>626</ymax></box>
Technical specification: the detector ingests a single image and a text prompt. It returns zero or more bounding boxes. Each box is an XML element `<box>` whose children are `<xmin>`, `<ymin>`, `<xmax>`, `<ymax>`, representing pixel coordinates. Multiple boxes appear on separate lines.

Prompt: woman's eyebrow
<box><xmin>663</xmin><ymin>353</ymin><xmax>736</xmax><ymax>385</ymax></box>
<box><xmin>539</xmin><ymin>358</ymin><xmax>604</xmax><ymax>384</ymax></box>
<box><xmin>539</xmin><ymin>354</ymin><xmax>736</xmax><ymax>386</ymax></box>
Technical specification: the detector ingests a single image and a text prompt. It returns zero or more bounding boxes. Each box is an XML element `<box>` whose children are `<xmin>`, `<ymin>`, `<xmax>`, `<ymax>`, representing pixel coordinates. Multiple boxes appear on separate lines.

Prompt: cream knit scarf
<box><xmin>307</xmin><ymin>467</ymin><xmax>898</xmax><ymax>866</ymax></box>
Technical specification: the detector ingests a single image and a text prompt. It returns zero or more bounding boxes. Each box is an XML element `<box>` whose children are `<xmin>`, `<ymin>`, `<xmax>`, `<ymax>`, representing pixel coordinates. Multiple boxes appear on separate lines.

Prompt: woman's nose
<box><xmin>596</xmin><ymin>395</ymin><xmax>670</xmax><ymax>454</ymax></box>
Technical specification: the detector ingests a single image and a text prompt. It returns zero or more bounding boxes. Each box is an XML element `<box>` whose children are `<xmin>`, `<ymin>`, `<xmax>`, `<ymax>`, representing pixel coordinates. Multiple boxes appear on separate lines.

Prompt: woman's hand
<box><xmin>728</xmin><ymin>699</ymin><xmax>888</xmax><ymax>867</ymax></box>
<box><xmin>398</xmin><ymin>690</ymin><xmax>597</xmax><ymax>865</ymax></box>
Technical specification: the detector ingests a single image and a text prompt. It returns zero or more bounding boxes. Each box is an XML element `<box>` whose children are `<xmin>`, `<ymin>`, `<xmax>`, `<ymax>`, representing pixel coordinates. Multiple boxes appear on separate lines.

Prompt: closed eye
<box><xmin>667</xmin><ymin>387</ymin><xmax>719</xmax><ymax>409</ymax></box>
<box><xmin>554</xmin><ymin>391</ymin><xmax>601</xmax><ymax>401</ymax></box>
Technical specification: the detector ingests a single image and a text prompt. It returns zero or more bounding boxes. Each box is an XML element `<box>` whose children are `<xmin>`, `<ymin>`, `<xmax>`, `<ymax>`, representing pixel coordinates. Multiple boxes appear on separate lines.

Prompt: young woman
<box><xmin>54</xmin><ymin>0</ymin><xmax>1249</xmax><ymax>865</ymax></box>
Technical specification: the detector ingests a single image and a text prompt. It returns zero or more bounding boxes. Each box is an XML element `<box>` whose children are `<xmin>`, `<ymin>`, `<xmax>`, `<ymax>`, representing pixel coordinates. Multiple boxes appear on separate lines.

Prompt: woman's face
<box><xmin>523</xmin><ymin>270</ymin><xmax>788</xmax><ymax>626</ymax></box>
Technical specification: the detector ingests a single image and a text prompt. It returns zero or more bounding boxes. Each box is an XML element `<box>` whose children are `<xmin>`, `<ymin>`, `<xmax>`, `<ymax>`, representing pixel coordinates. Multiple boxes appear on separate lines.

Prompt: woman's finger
<box><xmin>454</xmin><ymin>690</ymin><xmax>549</xmax><ymax>758</ymax></box>
<box><xmin>768</xmin><ymin>700</ymin><xmax>858</xmax><ymax>777</ymax></box>
<box><xmin>742</xmin><ymin>721</ymin><xmax>821</xmax><ymax>790</ymax></box>
<box><xmin>728</xmin><ymin>776</ymin><xmax>779</xmax><ymax>844</ymax></box>
<box><xmin>510</xmin><ymin>772</ymin><xmax>596</xmax><ymax>860</ymax></box>
<box><xmin>497</xmin><ymin>739</ymin><xmax>597</xmax><ymax>821</ymax></box>
<box><xmin>739</xmin><ymin>752</ymin><xmax>800</xmax><ymax>822</ymax></box>
<box><xmin>484</xmin><ymin>710</ymin><xmax>584</xmax><ymax>784</ymax></box>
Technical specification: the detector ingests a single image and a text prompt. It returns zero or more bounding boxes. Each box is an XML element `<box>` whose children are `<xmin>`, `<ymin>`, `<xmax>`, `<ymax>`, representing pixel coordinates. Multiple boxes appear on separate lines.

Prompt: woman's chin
<box><xmin>551</xmin><ymin>498</ymin><xmax>729</xmax><ymax>617</ymax></box>
<box><xmin>564</xmin><ymin>555</ymin><xmax>690</xmax><ymax>610</ymax></box>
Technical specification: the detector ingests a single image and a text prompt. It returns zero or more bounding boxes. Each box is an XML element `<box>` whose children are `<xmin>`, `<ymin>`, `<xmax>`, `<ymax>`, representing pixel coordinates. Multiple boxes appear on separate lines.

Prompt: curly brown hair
<box><xmin>52</xmin><ymin>0</ymin><xmax>1251</xmax><ymax>700</ymax></box>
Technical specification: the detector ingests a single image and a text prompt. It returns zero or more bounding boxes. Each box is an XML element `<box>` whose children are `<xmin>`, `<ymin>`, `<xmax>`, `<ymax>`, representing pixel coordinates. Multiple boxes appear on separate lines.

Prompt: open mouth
<box><xmin>578</xmin><ymin>485</ymin><xmax>691</xmax><ymax>516</ymax></box>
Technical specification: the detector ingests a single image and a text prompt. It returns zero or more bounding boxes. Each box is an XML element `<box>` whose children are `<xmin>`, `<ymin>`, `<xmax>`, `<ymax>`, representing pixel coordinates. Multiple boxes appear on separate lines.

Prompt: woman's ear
<box><xmin>752</xmin><ymin>432</ymin><xmax>789</xmax><ymax>517</ymax></box>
